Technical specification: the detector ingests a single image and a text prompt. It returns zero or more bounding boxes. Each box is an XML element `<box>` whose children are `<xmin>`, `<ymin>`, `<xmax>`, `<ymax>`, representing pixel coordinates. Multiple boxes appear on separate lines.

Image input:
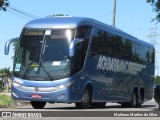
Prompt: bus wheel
<box><xmin>90</xmin><ymin>102</ymin><xmax>106</xmax><ymax>108</ymax></box>
<box><xmin>30</xmin><ymin>101</ymin><xmax>46</xmax><ymax>109</ymax></box>
<box><xmin>130</xmin><ymin>91</ymin><xmax>138</xmax><ymax>108</ymax></box>
<box><xmin>137</xmin><ymin>92</ymin><xmax>143</xmax><ymax>107</ymax></box>
<box><xmin>75</xmin><ymin>87</ymin><xmax>91</xmax><ymax>109</ymax></box>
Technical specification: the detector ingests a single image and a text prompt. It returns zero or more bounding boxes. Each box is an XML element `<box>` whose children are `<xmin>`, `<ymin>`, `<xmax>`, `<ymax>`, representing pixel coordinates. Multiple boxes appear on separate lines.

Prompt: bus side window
<box><xmin>90</xmin><ymin>28</ymin><xmax>106</xmax><ymax>56</ymax></box>
<box><xmin>151</xmin><ymin>48</ymin><xmax>155</xmax><ymax>64</ymax></box>
<box><xmin>72</xmin><ymin>39</ymin><xmax>90</xmax><ymax>73</ymax></box>
<box><xmin>71</xmin><ymin>26</ymin><xmax>92</xmax><ymax>74</ymax></box>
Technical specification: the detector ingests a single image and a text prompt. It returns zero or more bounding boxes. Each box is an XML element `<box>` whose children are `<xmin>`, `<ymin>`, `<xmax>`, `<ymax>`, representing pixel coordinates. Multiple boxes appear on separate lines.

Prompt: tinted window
<box><xmin>90</xmin><ymin>27</ymin><xmax>153</xmax><ymax>65</ymax></box>
<box><xmin>71</xmin><ymin>26</ymin><xmax>92</xmax><ymax>73</ymax></box>
<box><xmin>91</xmin><ymin>28</ymin><xmax>107</xmax><ymax>55</ymax></box>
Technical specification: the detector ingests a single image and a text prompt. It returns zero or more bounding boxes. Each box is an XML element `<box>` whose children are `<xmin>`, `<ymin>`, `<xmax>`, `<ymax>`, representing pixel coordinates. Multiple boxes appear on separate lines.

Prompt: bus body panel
<box><xmin>84</xmin><ymin>53</ymin><xmax>154</xmax><ymax>103</ymax></box>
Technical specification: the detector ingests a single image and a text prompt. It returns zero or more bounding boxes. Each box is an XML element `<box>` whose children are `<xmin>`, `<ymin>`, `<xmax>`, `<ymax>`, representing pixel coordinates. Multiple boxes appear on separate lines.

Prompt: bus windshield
<box><xmin>14</xmin><ymin>29</ymin><xmax>74</xmax><ymax>80</ymax></box>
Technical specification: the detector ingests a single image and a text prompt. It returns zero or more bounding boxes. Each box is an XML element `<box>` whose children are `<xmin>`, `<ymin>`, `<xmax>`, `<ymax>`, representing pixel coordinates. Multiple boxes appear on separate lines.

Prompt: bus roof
<box><xmin>25</xmin><ymin>16</ymin><xmax>91</xmax><ymax>29</ymax></box>
<box><xmin>24</xmin><ymin>16</ymin><xmax>153</xmax><ymax>48</ymax></box>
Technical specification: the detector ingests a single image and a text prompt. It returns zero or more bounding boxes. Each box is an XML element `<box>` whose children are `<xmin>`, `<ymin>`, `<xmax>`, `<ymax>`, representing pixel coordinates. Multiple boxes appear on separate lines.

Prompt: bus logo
<box><xmin>35</xmin><ymin>87</ymin><xmax>39</xmax><ymax>92</ymax></box>
<box><xmin>97</xmin><ymin>55</ymin><xmax>146</xmax><ymax>75</ymax></box>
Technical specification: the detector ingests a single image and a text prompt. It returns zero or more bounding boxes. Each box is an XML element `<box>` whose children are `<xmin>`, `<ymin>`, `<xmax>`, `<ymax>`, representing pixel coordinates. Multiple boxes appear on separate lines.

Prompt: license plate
<box><xmin>32</xmin><ymin>94</ymin><xmax>42</xmax><ymax>99</ymax></box>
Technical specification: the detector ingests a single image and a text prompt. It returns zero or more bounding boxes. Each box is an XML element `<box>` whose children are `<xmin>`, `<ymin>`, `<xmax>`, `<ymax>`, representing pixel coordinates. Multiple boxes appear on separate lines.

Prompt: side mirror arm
<box><xmin>4</xmin><ymin>38</ymin><xmax>19</xmax><ymax>55</ymax></box>
<box><xmin>69</xmin><ymin>38</ymin><xmax>83</xmax><ymax>57</ymax></box>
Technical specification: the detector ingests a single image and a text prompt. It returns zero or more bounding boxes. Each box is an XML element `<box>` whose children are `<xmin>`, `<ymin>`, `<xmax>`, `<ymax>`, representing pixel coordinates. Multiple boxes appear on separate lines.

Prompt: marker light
<box><xmin>66</xmin><ymin>29</ymin><xmax>72</xmax><ymax>42</ymax></box>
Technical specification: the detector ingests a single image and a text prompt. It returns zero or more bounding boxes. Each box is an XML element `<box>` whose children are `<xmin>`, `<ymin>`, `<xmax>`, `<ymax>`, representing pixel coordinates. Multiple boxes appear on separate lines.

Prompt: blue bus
<box><xmin>5</xmin><ymin>17</ymin><xmax>155</xmax><ymax>109</ymax></box>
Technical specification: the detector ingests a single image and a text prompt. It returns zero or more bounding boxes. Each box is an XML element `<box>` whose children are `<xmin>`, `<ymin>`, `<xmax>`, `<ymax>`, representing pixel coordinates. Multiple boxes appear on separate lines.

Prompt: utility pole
<box><xmin>147</xmin><ymin>27</ymin><xmax>160</xmax><ymax>76</ymax></box>
<box><xmin>112</xmin><ymin>0</ymin><xmax>116</xmax><ymax>27</ymax></box>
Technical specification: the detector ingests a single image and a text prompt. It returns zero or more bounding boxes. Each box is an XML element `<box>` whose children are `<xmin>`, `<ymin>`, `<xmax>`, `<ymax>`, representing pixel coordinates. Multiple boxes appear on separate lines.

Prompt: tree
<box><xmin>0</xmin><ymin>67</ymin><xmax>11</xmax><ymax>91</ymax></box>
<box><xmin>0</xmin><ymin>67</ymin><xmax>11</xmax><ymax>78</ymax></box>
<box><xmin>147</xmin><ymin>0</ymin><xmax>160</xmax><ymax>22</ymax></box>
<box><xmin>155</xmin><ymin>76</ymin><xmax>160</xmax><ymax>85</ymax></box>
<box><xmin>0</xmin><ymin>0</ymin><xmax>9</xmax><ymax>11</ymax></box>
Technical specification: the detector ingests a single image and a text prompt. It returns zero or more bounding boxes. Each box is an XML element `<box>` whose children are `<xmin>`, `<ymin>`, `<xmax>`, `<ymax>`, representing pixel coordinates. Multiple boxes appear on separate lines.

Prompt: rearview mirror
<box><xmin>4</xmin><ymin>38</ymin><xmax>19</xmax><ymax>55</ymax></box>
<box><xmin>69</xmin><ymin>38</ymin><xmax>83</xmax><ymax>57</ymax></box>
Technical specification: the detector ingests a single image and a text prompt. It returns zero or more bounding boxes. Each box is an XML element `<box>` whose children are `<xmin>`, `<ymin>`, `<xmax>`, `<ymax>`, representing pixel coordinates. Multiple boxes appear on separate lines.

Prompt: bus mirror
<box><xmin>69</xmin><ymin>38</ymin><xmax>83</xmax><ymax>57</ymax></box>
<box><xmin>4</xmin><ymin>38</ymin><xmax>19</xmax><ymax>55</ymax></box>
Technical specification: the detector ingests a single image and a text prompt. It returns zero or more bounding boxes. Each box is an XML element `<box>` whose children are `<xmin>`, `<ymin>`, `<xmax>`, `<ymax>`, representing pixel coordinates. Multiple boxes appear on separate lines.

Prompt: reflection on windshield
<box><xmin>14</xmin><ymin>29</ymin><xmax>74</xmax><ymax>80</ymax></box>
<box><xmin>15</xmin><ymin>31</ymin><xmax>43</xmax><ymax>69</ymax></box>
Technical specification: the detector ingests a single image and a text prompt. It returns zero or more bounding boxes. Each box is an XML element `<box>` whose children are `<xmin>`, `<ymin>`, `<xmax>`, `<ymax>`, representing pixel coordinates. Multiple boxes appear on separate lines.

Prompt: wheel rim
<box><xmin>83</xmin><ymin>90</ymin><xmax>89</xmax><ymax>103</ymax></box>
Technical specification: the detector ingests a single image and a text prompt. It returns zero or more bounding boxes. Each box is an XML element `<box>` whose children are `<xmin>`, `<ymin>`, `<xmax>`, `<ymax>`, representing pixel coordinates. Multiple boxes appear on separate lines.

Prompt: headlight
<box><xmin>59</xmin><ymin>85</ymin><xmax>66</xmax><ymax>90</ymax></box>
<box><xmin>52</xmin><ymin>80</ymin><xmax>75</xmax><ymax>92</ymax></box>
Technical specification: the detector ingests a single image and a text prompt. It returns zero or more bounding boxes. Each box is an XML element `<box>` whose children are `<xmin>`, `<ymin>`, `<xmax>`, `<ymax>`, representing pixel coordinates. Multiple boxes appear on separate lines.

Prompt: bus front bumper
<box><xmin>11</xmin><ymin>77</ymin><xmax>76</xmax><ymax>103</ymax></box>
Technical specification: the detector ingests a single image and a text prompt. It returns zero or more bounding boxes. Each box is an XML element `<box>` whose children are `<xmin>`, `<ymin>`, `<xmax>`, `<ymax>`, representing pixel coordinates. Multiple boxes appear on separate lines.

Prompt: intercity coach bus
<box><xmin>5</xmin><ymin>17</ymin><xmax>155</xmax><ymax>109</ymax></box>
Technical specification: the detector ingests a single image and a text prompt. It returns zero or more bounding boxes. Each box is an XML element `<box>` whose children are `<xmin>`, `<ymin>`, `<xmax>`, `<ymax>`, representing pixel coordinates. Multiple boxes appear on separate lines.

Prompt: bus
<box><xmin>5</xmin><ymin>17</ymin><xmax>155</xmax><ymax>109</ymax></box>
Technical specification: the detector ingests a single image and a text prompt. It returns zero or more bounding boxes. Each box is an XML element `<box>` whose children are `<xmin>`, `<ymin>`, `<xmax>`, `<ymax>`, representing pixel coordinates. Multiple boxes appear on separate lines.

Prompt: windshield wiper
<box><xmin>39</xmin><ymin>59</ymin><xmax>54</xmax><ymax>81</ymax></box>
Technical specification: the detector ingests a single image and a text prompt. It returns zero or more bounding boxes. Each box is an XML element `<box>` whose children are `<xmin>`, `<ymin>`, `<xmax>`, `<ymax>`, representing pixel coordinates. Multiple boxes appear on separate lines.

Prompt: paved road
<box><xmin>10</xmin><ymin>98</ymin><xmax>158</xmax><ymax>111</ymax></box>
<box><xmin>2</xmin><ymin>92</ymin><xmax>159</xmax><ymax>111</ymax></box>
<box><xmin>0</xmin><ymin>99</ymin><xmax>159</xmax><ymax>120</ymax></box>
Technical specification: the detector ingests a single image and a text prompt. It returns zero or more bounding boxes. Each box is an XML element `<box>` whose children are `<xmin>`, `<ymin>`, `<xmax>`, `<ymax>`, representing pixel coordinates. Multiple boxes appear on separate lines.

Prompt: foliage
<box><xmin>155</xmin><ymin>76</ymin><xmax>160</xmax><ymax>85</ymax></box>
<box><xmin>0</xmin><ymin>68</ymin><xmax>12</xmax><ymax>92</ymax></box>
<box><xmin>0</xmin><ymin>94</ymin><xmax>12</xmax><ymax>107</ymax></box>
<box><xmin>0</xmin><ymin>0</ymin><xmax>9</xmax><ymax>11</ymax></box>
<box><xmin>0</xmin><ymin>67</ymin><xmax>11</xmax><ymax>77</ymax></box>
<box><xmin>147</xmin><ymin>0</ymin><xmax>160</xmax><ymax>22</ymax></box>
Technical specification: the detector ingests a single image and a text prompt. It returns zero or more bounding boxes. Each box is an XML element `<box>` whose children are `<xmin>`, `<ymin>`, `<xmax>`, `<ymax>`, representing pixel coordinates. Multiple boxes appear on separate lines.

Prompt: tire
<box><xmin>90</xmin><ymin>102</ymin><xmax>106</xmax><ymax>108</ymax></box>
<box><xmin>121</xmin><ymin>91</ymin><xmax>138</xmax><ymax>108</ymax></box>
<box><xmin>130</xmin><ymin>91</ymin><xmax>138</xmax><ymax>108</ymax></box>
<box><xmin>75</xmin><ymin>87</ymin><xmax>92</xmax><ymax>109</ymax></box>
<box><xmin>30</xmin><ymin>101</ymin><xmax>46</xmax><ymax>109</ymax></box>
<box><xmin>137</xmin><ymin>92</ymin><xmax>143</xmax><ymax>108</ymax></box>
<box><xmin>154</xmin><ymin>85</ymin><xmax>160</xmax><ymax>103</ymax></box>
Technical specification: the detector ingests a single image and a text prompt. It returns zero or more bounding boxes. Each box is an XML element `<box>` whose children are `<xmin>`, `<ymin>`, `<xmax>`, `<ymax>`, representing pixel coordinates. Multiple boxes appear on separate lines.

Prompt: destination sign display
<box><xmin>25</xmin><ymin>31</ymin><xmax>43</xmax><ymax>35</ymax></box>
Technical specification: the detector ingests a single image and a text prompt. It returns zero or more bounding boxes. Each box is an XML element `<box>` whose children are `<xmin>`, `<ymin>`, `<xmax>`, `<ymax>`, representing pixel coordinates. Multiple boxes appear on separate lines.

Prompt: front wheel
<box><xmin>75</xmin><ymin>87</ymin><xmax>92</xmax><ymax>109</ymax></box>
<box><xmin>30</xmin><ymin>101</ymin><xmax>46</xmax><ymax>109</ymax></box>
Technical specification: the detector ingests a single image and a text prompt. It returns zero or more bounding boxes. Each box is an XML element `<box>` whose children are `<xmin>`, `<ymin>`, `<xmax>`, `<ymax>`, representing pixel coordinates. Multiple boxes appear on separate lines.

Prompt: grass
<box><xmin>0</xmin><ymin>93</ymin><xmax>13</xmax><ymax>108</ymax></box>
